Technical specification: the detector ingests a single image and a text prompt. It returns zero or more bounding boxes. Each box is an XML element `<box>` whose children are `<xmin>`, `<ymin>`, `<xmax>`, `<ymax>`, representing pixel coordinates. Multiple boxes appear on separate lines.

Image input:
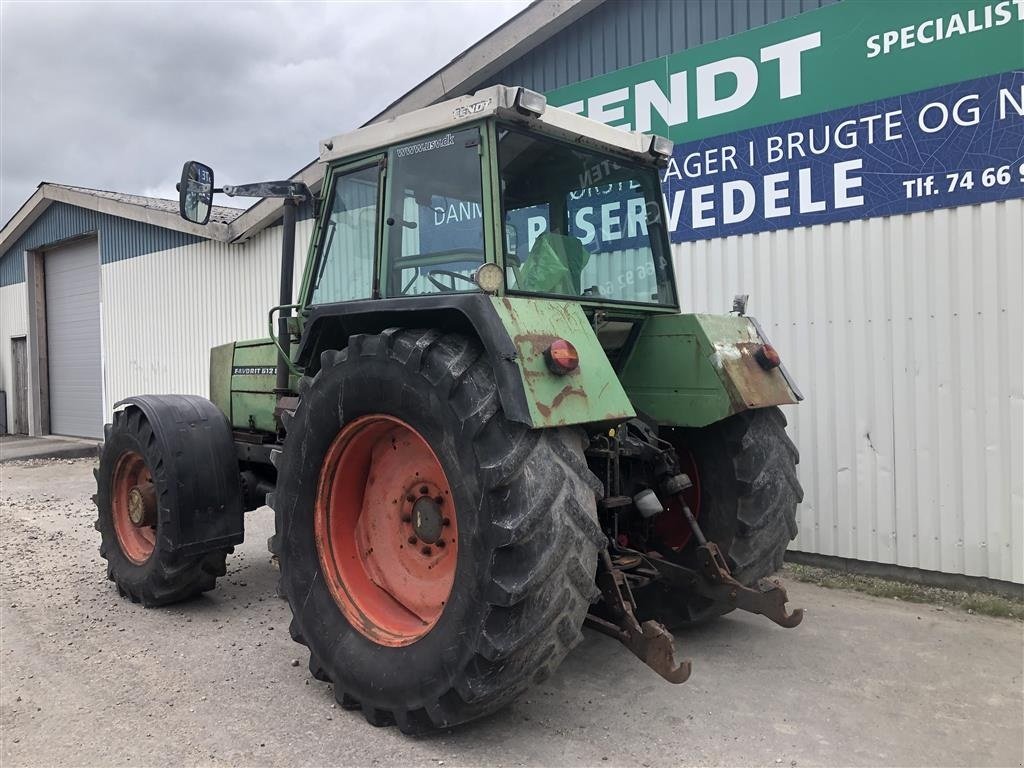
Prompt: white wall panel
<box><xmin>0</xmin><ymin>281</ymin><xmax>29</xmax><ymax>431</ymax></box>
<box><xmin>675</xmin><ymin>199</ymin><xmax>1023</xmax><ymax>584</ymax></box>
<box><xmin>99</xmin><ymin>221</ymin><xmax>314</xmax><ymax>411</ymax></box>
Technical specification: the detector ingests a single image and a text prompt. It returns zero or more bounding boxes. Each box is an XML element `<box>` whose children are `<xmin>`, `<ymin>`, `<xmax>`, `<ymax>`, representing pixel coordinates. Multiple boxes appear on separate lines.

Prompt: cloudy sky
<box><xmin>0</xmin><ymin>0</ymin><xmax>529</xmax><ymax>224</ymax></box>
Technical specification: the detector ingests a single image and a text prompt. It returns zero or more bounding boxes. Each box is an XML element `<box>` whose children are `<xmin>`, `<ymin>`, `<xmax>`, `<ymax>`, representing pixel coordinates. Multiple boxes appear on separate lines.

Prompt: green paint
<box><xmin>547</xmin><ymin>0</ymin><xmax>1024</xmax><ymax>143</ymax></box>
<box><xmin>209</xmin><ymin>342</ymin><xmax>234</xmax><ymax>420</ymax></box>
<box><xmin>230</xmin><ymin>338</ymin><xmax>279</xmax><ymax>433</ymax></box>
<box><xmin>618</xmin><ymin>314</ymin><xmax>799</xmax><ymax>428</ymax></box>
<box><xmin>490</xmin><ymin>296</ymin><xmax>634</xmax><ymax>427</ymax></box>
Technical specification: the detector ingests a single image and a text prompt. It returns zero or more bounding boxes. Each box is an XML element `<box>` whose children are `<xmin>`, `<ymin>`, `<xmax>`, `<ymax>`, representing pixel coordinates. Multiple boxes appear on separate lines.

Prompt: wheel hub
<box><xmin>411</xmin><ymin>495</ymin><xmax>444</xmax><ymax>544</ymax></box>
<box><xmin>127</xmin><ymin>482</ymin><xmax>157</xmax><ymax>527</ymax></box>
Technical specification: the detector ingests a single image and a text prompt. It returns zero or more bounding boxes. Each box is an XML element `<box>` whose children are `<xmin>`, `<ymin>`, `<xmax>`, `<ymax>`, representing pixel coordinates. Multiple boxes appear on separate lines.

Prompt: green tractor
<box><xmin>95</xmin><ymin>85</ymin><xmax>804</xmax><ymax>733</ymax></box>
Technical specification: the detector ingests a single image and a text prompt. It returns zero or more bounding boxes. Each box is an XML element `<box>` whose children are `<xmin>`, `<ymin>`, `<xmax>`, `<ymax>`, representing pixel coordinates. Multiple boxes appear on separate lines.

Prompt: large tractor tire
<box><xmin>94</xmin><ymin>397</ymin><xmax>239</xmax><ymax>607</ymax></box>
<box><xmin>645</xmin><ymin>407</ymin><xmax>802</xmax><ymax>626</ymax></box>
<box><xmin>272</xmin><ymin>329</ymin><xmax>604</xmax><ymax>733</ymax></box>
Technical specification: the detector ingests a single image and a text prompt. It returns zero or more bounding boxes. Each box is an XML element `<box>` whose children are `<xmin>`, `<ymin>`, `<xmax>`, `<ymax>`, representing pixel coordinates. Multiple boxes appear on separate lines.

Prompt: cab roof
<box><xmin>318</xmin><ymin>85</ymin><xmax>670</xmax><ymax>168</ymax></box>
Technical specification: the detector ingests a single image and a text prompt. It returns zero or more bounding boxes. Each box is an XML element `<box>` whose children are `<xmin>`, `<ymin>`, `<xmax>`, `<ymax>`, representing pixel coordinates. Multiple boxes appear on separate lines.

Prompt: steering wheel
<box><xmin>426</xmin><ymin>269</ymin><xmax>478</xmax><ymax>292</ymax></box>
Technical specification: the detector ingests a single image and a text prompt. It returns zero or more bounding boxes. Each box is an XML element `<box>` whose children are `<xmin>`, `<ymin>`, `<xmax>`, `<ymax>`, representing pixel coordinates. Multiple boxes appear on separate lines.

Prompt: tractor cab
<box><xmin>309</xmin><ymin>108</ymin><xmax>676</xmax><ymax>310</ymax></box>
<box><xmin>293</xmin><ymin>86</ymin><xmax>682</xmax><ymax>383</ymax></box>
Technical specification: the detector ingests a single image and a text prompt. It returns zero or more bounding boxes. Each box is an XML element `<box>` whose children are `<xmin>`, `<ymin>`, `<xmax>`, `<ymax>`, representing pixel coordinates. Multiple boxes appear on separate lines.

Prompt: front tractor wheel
<box><xmin>273</xmin><ymin>330</ymin><xmax>604</xmax><ymax>733</ymax></box>
<box><xmin>95</xmin><ymin>402</ymin><xmax>233</xmax><ymax>607</ymax></box>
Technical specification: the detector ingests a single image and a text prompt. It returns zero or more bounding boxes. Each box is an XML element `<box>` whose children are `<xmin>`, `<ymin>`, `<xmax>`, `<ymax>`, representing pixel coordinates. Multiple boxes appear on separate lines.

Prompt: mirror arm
<box><xmin>221</xmin><ymin>181</ymin><xmax>311</xmax><ymax>201</ymax></box>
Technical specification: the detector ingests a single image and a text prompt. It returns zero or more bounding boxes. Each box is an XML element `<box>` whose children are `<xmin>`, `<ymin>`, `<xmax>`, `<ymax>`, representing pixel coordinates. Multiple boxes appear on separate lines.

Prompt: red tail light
<box><xmin>545</xmin><ymin>339</ymin><xmax>579</xmax><ymax>374</ymax></box>
<box><xmin>755</xmin><ymin>344</ymin><xmax>781</xmax><ymax>370</ymax></box>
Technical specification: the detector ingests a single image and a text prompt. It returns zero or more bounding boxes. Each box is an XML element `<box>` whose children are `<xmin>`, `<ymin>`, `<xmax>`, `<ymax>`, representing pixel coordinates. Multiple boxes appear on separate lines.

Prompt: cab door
<box><xmin>306</xmin><ymin>158</ymin><xmax>385</xmax><ymax>305</ymax></box>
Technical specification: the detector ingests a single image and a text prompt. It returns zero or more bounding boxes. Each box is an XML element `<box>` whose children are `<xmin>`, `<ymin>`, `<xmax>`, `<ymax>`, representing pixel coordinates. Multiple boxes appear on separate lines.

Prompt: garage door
<box><xmin>45</xmin><ymin>238</ymin><xmax>103</xmax><ymax>438</ymax></box>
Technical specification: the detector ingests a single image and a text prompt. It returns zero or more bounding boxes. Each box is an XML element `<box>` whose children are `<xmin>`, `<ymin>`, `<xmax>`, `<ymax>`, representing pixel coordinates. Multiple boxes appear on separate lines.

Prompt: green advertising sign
<box><xmin>546</xmin><ymin>0</ymin><xmax>1024</xmax><ymax>142</ymax></box>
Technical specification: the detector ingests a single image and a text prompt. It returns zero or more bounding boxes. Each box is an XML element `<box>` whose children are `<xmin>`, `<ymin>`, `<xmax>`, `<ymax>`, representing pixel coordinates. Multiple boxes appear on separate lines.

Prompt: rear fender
<box><xmin>617</xmin><ymin>313</ymin><xmax>801</xmax><ymax>428</ymax></box>
<box><xmin>297</xmin><ymin>294</ymin><xmax>635</xmax><ymax>428</ymax></box>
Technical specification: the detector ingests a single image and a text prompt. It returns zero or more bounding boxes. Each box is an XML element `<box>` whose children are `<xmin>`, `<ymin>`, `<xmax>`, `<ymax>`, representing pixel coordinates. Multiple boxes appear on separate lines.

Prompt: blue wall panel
<box><xmin>0</xmin><ymin>201</ymin><xmax>205</xmax><ymax>286</ymax></box>
<box><xmin>482</xmin><ymin>0</ymin><xmax>837</xmax><ymax>93</ymax></box>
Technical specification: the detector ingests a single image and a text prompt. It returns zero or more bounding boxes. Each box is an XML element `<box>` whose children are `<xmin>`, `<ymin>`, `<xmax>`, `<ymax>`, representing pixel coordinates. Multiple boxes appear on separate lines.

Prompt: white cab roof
<box><xmin>319</xmin><ymin>85</ymin><xmax>667</xmax><ymax>166</ymax></box>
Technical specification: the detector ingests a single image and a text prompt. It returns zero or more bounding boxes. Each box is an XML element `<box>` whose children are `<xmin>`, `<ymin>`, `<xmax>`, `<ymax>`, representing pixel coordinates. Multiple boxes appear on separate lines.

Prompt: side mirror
<box><xmin>178</xmin><ymin>161</ymin><xmax>214</xmax><ymax>224</ymax></box>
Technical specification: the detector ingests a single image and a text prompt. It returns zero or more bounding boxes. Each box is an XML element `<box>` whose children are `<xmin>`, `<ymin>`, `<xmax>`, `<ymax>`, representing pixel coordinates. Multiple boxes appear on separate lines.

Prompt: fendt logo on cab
<box><xmin>453</xmin><ymin>98</ymin><xmax>492</xmax><ymax>120</ymax></box>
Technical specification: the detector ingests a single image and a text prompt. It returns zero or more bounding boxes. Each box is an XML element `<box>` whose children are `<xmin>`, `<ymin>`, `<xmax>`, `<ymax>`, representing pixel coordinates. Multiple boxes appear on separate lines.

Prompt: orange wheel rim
<box><xmin>656</xmin><ymin>446</ymin><xmax>701</xmax><ymax>550</ymax></box>
<box><xmin>111</xmin><ymin>451</ymin><xmax>157</xmax><ymax>565</ymax></box>
<box><xmin>315</xmin><ymin>415</ymin><xmax>458</xmax><ymax>647</ymax></box>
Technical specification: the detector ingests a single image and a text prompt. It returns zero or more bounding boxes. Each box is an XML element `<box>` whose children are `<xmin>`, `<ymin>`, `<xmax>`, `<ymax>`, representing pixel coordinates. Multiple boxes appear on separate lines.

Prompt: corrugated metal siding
<box><xmin>0</xmin><ymin>282</ymin><xmax>29</xmax><ymax>430</ymax></box>
<box><xmin>99</xmin><ymin>220</ymin><xmax>314</xmax><ymax>409</ymax></box>
<box><xmin>580</xmin><ymin>247</ymin><xmax>659</xmax><ymax>303</ymax></box>
<box><xmin>44</xmin><ymin>238</ymin><xmax>103</xmax><ymax>438</ymax></box>
<box><xmin>0</xmin><ymin>249</ymin><xmax>25</xmax><ymax>287</ymax></box>
<box><xmin>675</xmin><ymin>199</ymin><xmax>1023</xmax><ymax>584</ymax></box>
<box><xmin>482</xmin><ymin>0</ymin><xmax>837</xmax><ymax>92</ymax></box>
<box><xmin>0</xmin><ymin>202</ymin><xmax>206</xmax><ymax>286</ymax></box>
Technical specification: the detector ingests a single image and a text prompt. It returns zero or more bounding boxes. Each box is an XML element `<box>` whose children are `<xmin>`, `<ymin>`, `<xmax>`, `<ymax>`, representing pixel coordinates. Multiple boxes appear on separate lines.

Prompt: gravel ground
<box><xmin>2</xmin><ymin>458</ymin><xmax>1022</xmax><ymax>767</ymax></box>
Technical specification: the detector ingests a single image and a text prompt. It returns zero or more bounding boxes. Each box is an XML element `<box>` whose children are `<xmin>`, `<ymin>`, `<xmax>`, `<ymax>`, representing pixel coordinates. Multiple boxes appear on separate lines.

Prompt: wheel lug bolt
<box><xmin>436</xmin><ymin>540</ymin><xmax>445</xmax><ymax>549</ymax></box>
<box><xmin>408</xmin><ymin>536</ymin><xmax>418</xmax><ymax>545</ymax></box>
<box><xmin>421</xmin><ymin>546</ymin><xmax>432</xmax><ymax>556</ymax></box>
<box><xmin>419</xmin><ymin>485</ymin><xmax>429</xmax><ymax>495</ymax></box>
<box><xmin>401</xmin><ymin>515</ymin><xmax>411</xmax><ymax>524</ymax></box>
<box><xmin>442</xmin><ymin>517</ymin><xmax>450</xmax><ymax>527</ymax></box>
<box><xmin>434</xmin><ymin>496</ymin><xmax>444</xmax><ymax>505</ymax></box>
<box><xmin>406</xmin><ymin>494</ymin><xmax>415</xmax><ymax>503</ymax></box>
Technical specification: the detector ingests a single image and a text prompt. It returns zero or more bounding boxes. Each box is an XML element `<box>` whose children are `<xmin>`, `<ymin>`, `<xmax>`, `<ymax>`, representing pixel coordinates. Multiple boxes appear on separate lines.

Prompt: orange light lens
<box><xmin>545</xmin><ymin>339</ymin><xmax>579</xmax><ymax>374</ymax></box>
<box><xmin>755</xmin><ymin>344</ymin><xmax>781</xmax><ymax>370</ymax></box>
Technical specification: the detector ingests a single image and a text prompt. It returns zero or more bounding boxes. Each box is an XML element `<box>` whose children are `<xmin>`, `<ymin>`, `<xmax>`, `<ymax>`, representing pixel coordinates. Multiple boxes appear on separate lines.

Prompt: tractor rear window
<box><xmin>498</xmin><ymin>128</ymin><xmax>676</xmax><ymax>306</ymax></box>
<box><xmin>384</xmin><ymin>127</ymin><xmax>486</xmax><ymax>297</ymax></box>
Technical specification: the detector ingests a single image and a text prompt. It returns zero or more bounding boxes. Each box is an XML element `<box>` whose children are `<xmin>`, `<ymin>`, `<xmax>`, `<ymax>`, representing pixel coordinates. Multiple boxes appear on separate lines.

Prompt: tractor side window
<box><xmin>385</xmin><ymin>128</ymin><xmax>485</xmax><ymax>296</ymax></box>
<box><xmin>310</xmin><ymin>164</ymin><xmax>380</xmax><ymax>304</ymax></box>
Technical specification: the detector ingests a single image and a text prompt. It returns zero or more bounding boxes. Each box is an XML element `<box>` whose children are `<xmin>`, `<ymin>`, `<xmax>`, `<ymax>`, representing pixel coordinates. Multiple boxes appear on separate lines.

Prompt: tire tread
<box><xmin>278</xmin><ymin>329</ymin><xmax>601</xmax><ymax>733</ymax></box>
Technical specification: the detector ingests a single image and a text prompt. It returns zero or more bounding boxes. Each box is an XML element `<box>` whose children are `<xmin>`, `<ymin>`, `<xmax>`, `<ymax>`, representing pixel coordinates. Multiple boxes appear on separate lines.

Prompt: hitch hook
<box><xmin>678</xmin><ymin>492</ymin><xmax>804</xmax><ymax>629</ymax></box>
<box><xmin>586</xmin><ymin>551</ymin><xmax>691</xmax><ymax>684</ymax></box>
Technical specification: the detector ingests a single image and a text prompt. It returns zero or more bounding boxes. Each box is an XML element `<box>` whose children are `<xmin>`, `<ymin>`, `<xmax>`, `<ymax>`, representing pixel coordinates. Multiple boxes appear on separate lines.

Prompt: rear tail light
<box><xmin>545</xmin><ymin>339</ymin><xmax>579</xmax><ymax>374</ymax></box>
<box><xmin>755</xmin><ymin>344</ymin><xmax>781</xmax><ymax>370</ymax></box>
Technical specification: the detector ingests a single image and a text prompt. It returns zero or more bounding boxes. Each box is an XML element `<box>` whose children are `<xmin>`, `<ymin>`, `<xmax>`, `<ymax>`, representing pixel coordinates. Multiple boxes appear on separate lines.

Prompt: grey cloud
<box><xmin>0</xmin><ymin>0</ymin><xmax>529</xmax><ymax>222</ymax></box>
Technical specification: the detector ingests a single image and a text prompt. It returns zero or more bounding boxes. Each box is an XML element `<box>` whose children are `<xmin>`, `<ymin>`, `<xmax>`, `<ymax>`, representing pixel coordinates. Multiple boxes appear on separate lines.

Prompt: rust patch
<box><xmin>535</xmin><ymin>384</ymin><xmax>586</xmax><ymax>419</ymax></box>
<box><xmin>713</xmin><ymin>340</ymin><xmax>796</xmax><ymax>411</ymax></box>
<box><xmin>513</xmin><ymin>331</ymin><xmax>560</xmax><ymax>359</ymax></box>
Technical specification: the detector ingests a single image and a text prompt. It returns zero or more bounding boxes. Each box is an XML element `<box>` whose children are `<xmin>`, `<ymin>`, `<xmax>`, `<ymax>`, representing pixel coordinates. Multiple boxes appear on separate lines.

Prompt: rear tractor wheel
<box><xmin>95</xmin><ymin>397</ymin><xmax>241</xmax><ymax>607</ymax></box>
<box><xmin>644</xmin><ymin>406</ymin><xmax>803</xmax><ymax>626</ymax></box>
<box><xmin>272</xmin><ymin>329</ymin><xmax>604</xmax><ymax>733</ymax></box>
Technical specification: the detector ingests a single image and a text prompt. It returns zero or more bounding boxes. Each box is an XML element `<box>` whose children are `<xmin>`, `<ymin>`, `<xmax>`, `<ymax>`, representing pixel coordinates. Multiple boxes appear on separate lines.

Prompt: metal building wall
<box><xmin>0</xmin><ymin>282</ymin><xmax>29</xmax><ymax>430</ymax></box>
<box><xmin>99</xmin><ymin>220</ymin><xmax>314</xmax><ymax>410</ymax></box>
<box><xmin>0</xmin><ymin>201</ymin><xmax>206</xmax><ymax>275</ymax></box>
<box><xmin>480</xmin><ymin>0</ymin><xmax>1022</xmax><ymax>584</ymax></box>
<box><xmin>675</xmin><ymin>199</ymin><xmax>1023</xmax><ymax>584</ymax></box>
<box><xmin>482</xmin><ymin>0</ymin><xmax>836</xmax><ymax>92</ymax></box>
